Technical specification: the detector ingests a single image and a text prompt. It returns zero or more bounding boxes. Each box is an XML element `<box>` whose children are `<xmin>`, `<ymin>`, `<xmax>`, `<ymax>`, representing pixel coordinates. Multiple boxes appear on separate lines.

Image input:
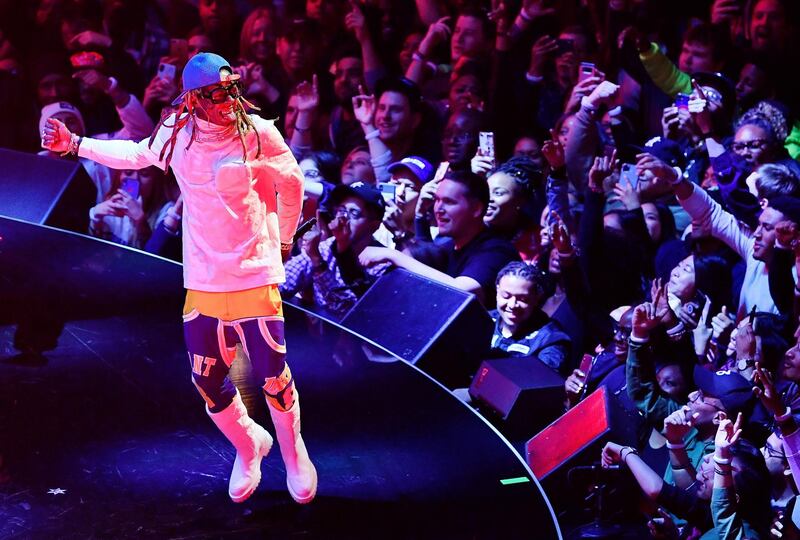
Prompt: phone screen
<box><xmin>674</xmin><ymin>93</ymin><xmax>690</xmax><ymax>111</ymax></box>
<box><xmin>158</xmin><ymin>63</ymin><xmax>176</xmax><ymax>82</ymax></box>
<box><xmin>378</xmin><ymin>182</ymin><xmax>396</xmax><ymax>202</ymax></box>
<box><xmin>121</xmin><ymin>178</ymin><xmax>140</xmax><ymax>199</ymax></box>
<box><xmin>620</xmin><ymin>163</ymin><xmax>639</xmax><ymax>190</ymax></box>
<box><xmin>578</xmin><ymin>62</ymin><xmax>595</xmax><ymax>83</ymax></box>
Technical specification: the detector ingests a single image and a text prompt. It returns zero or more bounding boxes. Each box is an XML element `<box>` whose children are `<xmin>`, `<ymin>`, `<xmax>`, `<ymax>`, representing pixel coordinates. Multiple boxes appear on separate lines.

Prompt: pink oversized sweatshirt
<box><xmin>79</xmin><ymin>114</ymin><xmax>304</xmax><ymax>292</ymax></box>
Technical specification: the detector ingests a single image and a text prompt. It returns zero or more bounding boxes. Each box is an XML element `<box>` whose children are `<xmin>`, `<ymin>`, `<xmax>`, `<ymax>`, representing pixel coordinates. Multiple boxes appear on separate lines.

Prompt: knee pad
<box><xmin>184</xmin><ymin>312</ymin><xmax>237</xmax><ymax>413</ymax></box>
<box><xmin>263</xmin><ymin>363</ymin><xmax>295</xmax><ymax>412</ymax></box>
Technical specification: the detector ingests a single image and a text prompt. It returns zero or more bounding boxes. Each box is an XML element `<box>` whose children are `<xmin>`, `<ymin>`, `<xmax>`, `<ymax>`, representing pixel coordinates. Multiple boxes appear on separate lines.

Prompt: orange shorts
<box><xmin>183</xmin><ymin>284</ymin><xmax>283</xmax><ymax>321</ymax></box>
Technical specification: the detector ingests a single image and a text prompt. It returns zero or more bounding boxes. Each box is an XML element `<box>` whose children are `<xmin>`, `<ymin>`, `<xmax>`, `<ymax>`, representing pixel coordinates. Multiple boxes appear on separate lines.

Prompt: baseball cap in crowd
<box><xmin>634</xmin><ymin>136</ymin><xmax>686</xmax><ymax>169</ymax></box>
<box><xmin>768</xmin><ymin>196</ymin><xmax>800</xmax><ymax>225</ymax></box>
<box><xmin>39</xmin><ymin>101</ymin><xmax>86</xmax><ymax>136</ymax></box>
<box><xmin>691</xmin><ymin>71</ymin><xmax>736</xmax><ymax>115</ymax></box>
<box><xmin>693</xmin><ymin>365</ymin><xmax>754</xmax><ymax>416</ymax></box>
<box><xmin>328</xmin><ymin>181</ymin><xmax>386</xmax><ymax>220</ymax></box>
<box><xmin>172</xmin><ymin>52</ymin><xmax>238</xmax><ymax>106</ymax></box>
<box><xmin>387</xmin><ymin>156</ymin><xmax>434</xmax><ymax>186</ymax></box>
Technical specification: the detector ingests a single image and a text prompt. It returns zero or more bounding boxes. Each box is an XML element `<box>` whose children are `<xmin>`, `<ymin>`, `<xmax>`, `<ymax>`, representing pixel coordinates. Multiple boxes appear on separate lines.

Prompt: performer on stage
<box><xmin>41</xmin><ymin>52</ymin><xmax>317</xmax><ymax>505</ymax></box>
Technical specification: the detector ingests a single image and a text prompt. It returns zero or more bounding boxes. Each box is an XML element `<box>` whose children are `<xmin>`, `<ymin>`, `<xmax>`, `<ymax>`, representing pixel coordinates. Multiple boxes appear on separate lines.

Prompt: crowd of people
<box><xmin>5</xmin><ymin>0</ymin><xmax>800</xmax><ymax>536</ymax></box>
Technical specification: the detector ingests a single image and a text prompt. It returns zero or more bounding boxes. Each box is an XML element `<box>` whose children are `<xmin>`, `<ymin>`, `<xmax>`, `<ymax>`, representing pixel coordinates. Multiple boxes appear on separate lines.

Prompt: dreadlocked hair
<box><xmin>148</xmin><ymin>92</ymin><xmax>263</xmax><ymax>171</ymax></box>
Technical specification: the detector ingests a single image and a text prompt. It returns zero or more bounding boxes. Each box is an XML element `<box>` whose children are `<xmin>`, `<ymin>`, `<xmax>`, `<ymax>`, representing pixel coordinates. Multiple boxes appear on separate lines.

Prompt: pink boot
<box><xmin>207</xmin><ymin>392</ymin><xmax>273</xmax><ymax>502</ymax></box>
<box><xmin>268</xmin><ymin>393</ymin><xmax>318</xmax><ymax>503</ymax></box>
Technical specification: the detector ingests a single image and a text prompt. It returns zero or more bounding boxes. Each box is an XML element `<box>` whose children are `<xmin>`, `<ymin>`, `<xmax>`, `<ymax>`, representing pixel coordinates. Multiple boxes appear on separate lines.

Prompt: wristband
<box><xmin>365</xmin><ymin>129</ymin><xmax>381</xmax><ymax>141</ymax></box>
<box><xmin>714</xmin><ymin>467</ymin><xmax>732</xmax><ymax>476</ymax></box>
<box><xmin>621</xmin><ymin>447</ymin><xmax>638</xmax><ymax>464</ymax></box>
<box><xmin>61</xmin><ymin>133</ymin><xmax>82</xmax><ymax>157</ymax></box>
<box><xmin>668</xmin><ymin>166</ymin><xmax>684</xmax><ymax>186</ymax></box>
<box><xmin>666</xmin><ymin>441</ymin><xmax>685</xmax><ymax>450</ymax></box>
<box><xmin>671</xmin><ymin>463</ymin><xmax>687</xmax><ymax>470</ymax></box>
<box><xmin>776</xmin><ymin>407</ymin><xmax>793</xmax><ymax>423</ymax></box>
<box><xmin>525</xmin><ymin>72</ymin><xmax>544</xmax><ymax>84</ymax></box>
<box><xmin>712</xmin><ymin>455</ymin><xmax>731</xmax><ymax>466</ymax></box>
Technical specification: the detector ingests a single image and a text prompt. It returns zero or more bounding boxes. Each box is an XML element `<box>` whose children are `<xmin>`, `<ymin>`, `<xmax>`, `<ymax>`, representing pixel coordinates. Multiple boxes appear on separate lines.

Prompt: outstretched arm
<box><xmin>43</xmin><ymin>117</ymin><xmax>164</xmax><ymax>171</ymax></box>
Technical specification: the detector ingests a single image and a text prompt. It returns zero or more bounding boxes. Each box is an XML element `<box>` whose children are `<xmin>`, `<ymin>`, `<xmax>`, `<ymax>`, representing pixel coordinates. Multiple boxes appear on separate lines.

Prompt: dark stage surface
<box><xmin>0</xmin><ymin>217</ymin><xmax>561</xmax><ymax>539</ymax></box>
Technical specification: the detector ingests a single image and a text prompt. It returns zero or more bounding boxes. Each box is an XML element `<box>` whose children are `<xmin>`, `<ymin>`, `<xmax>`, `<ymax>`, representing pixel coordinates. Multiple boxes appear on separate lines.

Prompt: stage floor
<box><xmin>0</xmin><ymin>217</ymin><xmax>561</xmax><ymax>539</ymax></box>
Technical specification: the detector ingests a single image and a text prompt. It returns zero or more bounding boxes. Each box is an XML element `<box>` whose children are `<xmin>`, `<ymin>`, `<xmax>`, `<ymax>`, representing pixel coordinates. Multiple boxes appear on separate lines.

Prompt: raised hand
<box><xmin>663</xmin><ymin>406</ymin><xmax>696</xmax><ymax>444</ymax></box>
<box><xmin>565</xmin><ymin>368</ymin><xmax>586</xmax><ymax>397</ymax></box>
<box><xmin>632</xmin><ymin>301</ymin><xmax>660</xmax><ymax>337</ymax></box>
<box><xmin>692</xmin><ymin>296</ymin><xmax>713</xmax><ymax>356</ymax></box>
<box><xmin>688</xmin><ymin>80</ymin><xmax>713</xmax><ymax>135</ymax></box>
<box><xmin>636</xmin><ymin>153</ymin><xmax>678</xmax><ymax>185</ymax></box>
<box><xmin>753</xmin><ymin>362</ymin><xmax>784</xmax><ymax>417</ymax></box>
<box><xmin>542</xmin><ymin>129</ymin><xmax>565</xmax><ymax>170</ymax></box>
<box><xmin>471</xmin><ymin>153</ymin><xmax>494</xmax><ymax>176</ymax></box>
<box><xmin>711</xmin><ymin>0</ymin><xmax>742</xmax><ymax>24</ymax></box>
<box><xmin>41</xmin><ymin>117</ymin><xmax>73</xmax><ymax>153</ymax></box>
<box><xmin>344</xmin><ymin>0</ymin><xmax>369</xmax><ymax>43</ymax></box>
<box><xmin>528</xmin><ymin>35</ymin><xmax>558</xmax><ymax>77</ymax></box>
<box><xmin>352</xmin><ymin>85</ymin><xmax>376</xmax><ymax>127</ymax></box>
<box><xmin>711</xmin><ymin>305</ymin><xmax>735</xmax><ymax>341</ymax></box>
<box><xmin>714</xmin><ymin>412</ymin><xmax>743</xmax><ymax>452</ymax></box>
<box><xmin>588</xmin><ymin>148</ymin><xmax>617</xmax><ymax>192</ymax></box>
<box><xmin>92</xmin><ymin>197</ymin><xmax>126</xmax><ymax>218</ymax></box>
<box><xmin>583</xmin><ymin>80</ymin><xmax>619</xmax><ymax>110</ymax></box>
<box><xmin>610</xmin><ymin>178</ymin><xmax>641</xmax><ymax>210</ymax></box>
<box><xmin>419</xmin><ymin>16</ymin><xmax>451</xmax><ymax>57</ymax></box>
<box><xmin>600</xmin><ymin>441</ymin><xmax>624</xmax><ymax>468</ymax></box>
<box><xmin>565</xmin><ymin>75</ymin><xmax>603</xmax><ymax>113</ymax></box>
<box><xmin>301</xmin><ymin>227</ymin><xmax>322</xmax><ymax>264</ymax></box>
<box><xmin>295</xmin><ymin>75</ymin><xmax>320</xmax><ymax>112</ymax></box>
<box><xmin>549</xmin><ymin>211</ymin><xmax>573</xmax><ymax>255</ymax></box>
<box><xmin>415</xmin><ymin>176</ymin><xmax>440</xmax><ymax>218</ymax></box>
<box><xmin>73</xmin><ymin>68</ymin><xmax>112</xmax><ymax>93</ymax></box>
<box><xmin>115</xmin><ymin>189</ymin><xmax>145</xmax><ymax>223</ymax></box>
<box><xmin>521</xmin><ymin>0</ymin><xmax>557</xmax><ymax>21</ymax></box>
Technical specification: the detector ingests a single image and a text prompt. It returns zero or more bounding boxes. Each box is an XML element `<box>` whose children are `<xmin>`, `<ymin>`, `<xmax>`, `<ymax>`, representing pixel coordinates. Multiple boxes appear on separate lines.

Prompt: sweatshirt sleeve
<box><xmin>78</xmin><ymin>121</ymin><xmax>169</xmax><ymax>171</ymax></box>
<box><xmin>256</xmin><ymin>118</ymin><xmax>304</xmax><ymax>244</ymax></box>
<box><xmin>678</xmin><ymin>184</ymin><xmax>753</xmax><ymax>260</ymax></box>
<box><xmin>639</xmin><ymin>42</ymin><xmax>692</xmax><ymax>98</ymax></box>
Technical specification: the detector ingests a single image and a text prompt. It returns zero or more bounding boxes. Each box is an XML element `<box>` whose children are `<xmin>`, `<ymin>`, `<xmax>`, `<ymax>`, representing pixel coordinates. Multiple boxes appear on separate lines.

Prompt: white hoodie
<box><xmin>79</xmin><ymin>113</ymin><xmax>304</xmax><ymax>292</ymax></box>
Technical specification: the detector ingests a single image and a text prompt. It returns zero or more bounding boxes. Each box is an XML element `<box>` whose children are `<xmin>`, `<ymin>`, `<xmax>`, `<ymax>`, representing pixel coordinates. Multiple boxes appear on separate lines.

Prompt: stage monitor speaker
<box><xmin>341</xmin><ymin>268</ymin><xmax>493</xmax><ymax>388</ymax></box>
<box><xmin>525</xmin><ymin>385</ymin><xmax>640</xmax><ymax>480</ymax></box>
<box><xmin>469</xmin><ymin>355</ymin><xmax>565</xmax><ymax>439</ymax></box>
<box><xmin>0</xmin><ymin>148</ymin><xmax>95</xmax><ymax>233</ymax></box>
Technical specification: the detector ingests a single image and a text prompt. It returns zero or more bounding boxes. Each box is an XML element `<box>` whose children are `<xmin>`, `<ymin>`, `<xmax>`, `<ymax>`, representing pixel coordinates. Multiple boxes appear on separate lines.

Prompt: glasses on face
<box><xmin>732</xmin><ymin>139</ymin><xmax>767</xmax><ymax>153</ymax></box>
<box><xmin>444</xmin><ymin>130</ymin><xmax>475</xmax><ymax>143</ymax></box>
<box><xmin>200</xmin><ymin>81</ymin><xmax>243</xmax><ymax>104</ymax></box>
<box><xmin>688</xmin><ymin>389</ymin><xmax>725</xmax><ymax>412</ymax></box>
<box><xmin>333</xmin><ymin>206</ymin><xmax>364</xmax><ymax>220</ymax></box>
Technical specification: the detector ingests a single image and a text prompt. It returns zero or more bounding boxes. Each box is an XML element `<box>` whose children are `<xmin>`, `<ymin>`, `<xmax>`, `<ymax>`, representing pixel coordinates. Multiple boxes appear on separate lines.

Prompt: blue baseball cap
<box><xmin>387</xmin><ymin>156</ymin><xmax>434</xmax><ymax>186</ymax></box>
<box><xmin>171</xmin><ymin>52</ymin><xmax>236</xmax><ymax>106</ymax></box>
